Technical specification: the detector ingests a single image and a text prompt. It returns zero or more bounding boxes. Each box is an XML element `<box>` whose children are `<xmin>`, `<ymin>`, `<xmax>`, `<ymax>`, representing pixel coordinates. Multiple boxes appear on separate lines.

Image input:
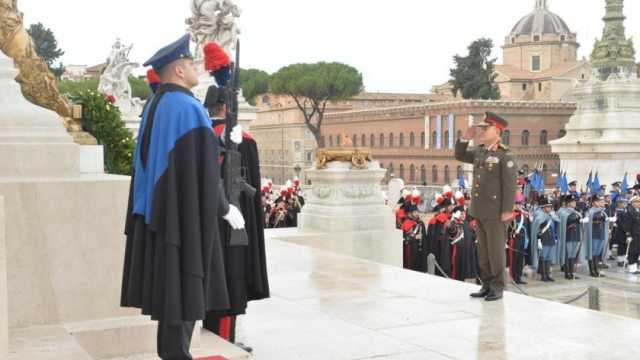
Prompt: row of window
<box><xmin>381</xmin><ymin>163</ymin><xmax>464</xmax><ymax>184</ymax></box>
<box><xmin>322</xmin><ymin>129</ymin><xmax>567</xmax><ymax>148</ymax></box>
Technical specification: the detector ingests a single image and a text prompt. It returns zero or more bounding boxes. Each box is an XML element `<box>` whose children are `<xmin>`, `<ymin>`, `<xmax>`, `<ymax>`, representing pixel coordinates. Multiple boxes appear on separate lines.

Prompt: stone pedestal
<box><xmin>300</xmin><ymin>161</ymin><xmax>396</xmax><ymax>232</ymax></box>
<box><xmin>551</xmin><ymin>74</ymin><xmax>640</xmax><ymax>186</ymax></box>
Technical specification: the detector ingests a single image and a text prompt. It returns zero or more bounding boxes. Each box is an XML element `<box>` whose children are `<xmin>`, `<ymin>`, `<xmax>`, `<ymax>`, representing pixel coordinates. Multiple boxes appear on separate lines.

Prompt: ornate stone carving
<box><xmin>98</xmin><ymin>39</ymin><xmax>143</xmax><ymax>117</ymax></box>
<box><xmin>186</xmin><ymin>0</ymin><xmax>241</xmax><ymax>58</ymax></box>
<box><xmin>590</xmin><ymin>0</ymin><xmax>636</xmax><ymax>74</ymax></box>
<box><xmin>315</xmin><ymin>148</ymin><xmax>373</xmax><ymax>170</ymax></box>
<box><xmin>340</xmin><ymin>184</ymin><xmax>377</xmax><ymax>199</ymax></box>
<box><xmin>312</xmin><ymin>185</ymin><xmax>333</xmax><ymax>199</ymax></box>
<box><xmin>0</xmin><ymin>0</ymin><xmax>95</xmax><ymax>144</ymax></box>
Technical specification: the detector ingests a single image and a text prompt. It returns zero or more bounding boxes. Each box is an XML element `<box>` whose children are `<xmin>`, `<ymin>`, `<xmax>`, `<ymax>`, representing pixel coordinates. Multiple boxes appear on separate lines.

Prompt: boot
<box><xmin>588</xmin><ymin>259</ymin><xmax>597</xmax><ymax>277</ymax></box>
<box><xmin>596</xmin><ymin>256</ymin><xmax>606</xmax><ymax>277</ymax></box>
<box><xmin>545</xmin><ymin>261</ymin><xmax>555</xmax><ymax>282</ymax></box>
<box><xmin>540</xmin><ymin>259</ymin><xmax>550</xmax><ymax>282</ymax></box>
<box><xmin>628</xmin><ymin>263</ymin><xmax>638</xmax><ymax>274</ymax></box>
<box><xmin>568</xmin><ymin>259</ymin><xmax>579</xmax><ymax>280</ymax></box>
<box><xmin>564</xmin><ymin>258</ymin><xmax>571</xmax><ymax>280</ymax></box>
<box><xmin>470</xmin><ymin>283</ymin><xmax>491</xmax><ymax>298</ymax></box>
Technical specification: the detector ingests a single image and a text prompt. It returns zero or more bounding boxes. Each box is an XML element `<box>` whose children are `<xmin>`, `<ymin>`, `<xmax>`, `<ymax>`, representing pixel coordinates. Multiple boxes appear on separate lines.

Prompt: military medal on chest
<box><xmin>485</xmin><ymin>155</ymin><xmax>500</xmax><ymax>171</ymax></box>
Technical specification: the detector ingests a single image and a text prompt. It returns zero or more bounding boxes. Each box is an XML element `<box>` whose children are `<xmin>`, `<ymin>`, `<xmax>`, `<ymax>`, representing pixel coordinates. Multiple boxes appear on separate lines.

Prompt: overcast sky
<box><xmin>18</xmin><ymin>0</ymin><xmax>640</xmax><ymax>93</ymax></box>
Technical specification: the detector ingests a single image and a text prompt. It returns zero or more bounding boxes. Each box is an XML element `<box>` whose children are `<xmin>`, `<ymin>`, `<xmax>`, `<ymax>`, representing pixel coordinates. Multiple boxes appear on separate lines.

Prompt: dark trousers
<box><xmin>476</xmin><ymin>219</ymin><xmax>507</xmax><ymax>291</ymax></box>
<box><xmin>157</xmin><ymin>320</ymin><xmax>196</xmax><ymax>360</ymax></box>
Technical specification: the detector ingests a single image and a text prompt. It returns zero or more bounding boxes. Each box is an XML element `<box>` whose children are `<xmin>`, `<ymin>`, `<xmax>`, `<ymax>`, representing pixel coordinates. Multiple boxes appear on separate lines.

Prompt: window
<box><xmin>352</xmin><ymin>134</ymin><xmax>357</xmax><ymax>147</ymax></box>
<box><xmin>521</xmin><ymin>130</ymin><xmax>530</xmax><ymax>146</ymax></box>
<box><xmin>533</xmin><ymin>35</ymin><xmax>540</xmax><ymax>42</ymax></box>
<box><xmin>410</xmin><ymin>132</ymin><xmax>415</xmax><ymax>147</ymax></box>
<box><xmin>538</xmin><ymin>83</ymin><xmax>542</xmax><ymax>92</ymax></box>
<box><xmin>431</xmin><ymin>131</ymin><xmax>437</xmax><ymax>148</ymax></box>
<box><xmin>558</xmin><ymin>129</ymin><xmax>567</xmax><ymax>139</ymax></box>
<box><xmin>399</xmin><ymin>164</ymin><xmax>405</xmax><ymax>179</ymax></box>
<box><xmin>380</xmin><ymin>133</ymin><xmax>385</xmax><ymax>148</ymax></box>
<box><xmin>444</xmin><ymin>165</ymin><xmax>450</xmax><ymax>184</ymax></box>
<box><xmin>420</xmin><ymin>165</ymin><xmax>426</xmax><ymax>184</ymax></box>
<box><xmin>410</xmin><ymin>164</ymin><xmax>416</xmax><ymax>182</ymax></box>
<box><xmin>361</xmin><ymin>134</ymin><xmax>366</xmax><ymax>147</ymax></box>
<box><xmin>337</xmin><ymin>134</ymin><xmax>342</xmax><ymax>147</ymax></box>
<box><xmin>388</xmin><ymin>163</ymin><xmax>394</xmax><ymax>177</ymax></box>
<box><xmin>421</xmin><ymin>132</ymin><xmax>426</xmax><ymax>147</ymax></box>
<box><xmin>370</xmin><ymin>134</ymin><xmax>375</xmax><ymax>148</ymax></box>
<box><xmin>320</xmin><ymin>136</ymin><xmax>326</xmax><ymax>148</ymax></box>
<box><xmin>522</xmin><ymin>83</ymin><xmax>527</xmax><ymax>91</ymax></box>
<box><xmin>399</xmin><ymin>133</ymin><xmax>405</xmax><ymax>147</ymax></box>
<box><xmin>444</xmin><ymin>130</ymin><xmax>449</xmax><ymax>147</ymax></box>
<box><xmin>511</xmin><ymin>37</ymin><xmax>515</xmax><ymax>44</ymax></box>
<box><xmin>457</xmin><ymin>130</ymin><xmax>463</xmax><ymax>141</ymax></box>
<box><xmin>329</xmin><ymin>135</ymin><xmax>333</xmax><ymax>147</ymax></box>
<box><xmin>502</xmin><ymin>130</ymin><xmax>511</xmax><ymax>145</ymax></box>
<box><xmin>389</xmin><ymin>133</ymin><xmax>395</xmax><ymax>147</ymax></box>
<box><xmin>540</xmin><ymin>130</ymin><xmax>548</xmax><ymax>145</ymax></box>
<box><xmin>532</xmin><ymin>55</ymin><xmax>541</xmax><ymax>71</ymax></box>
<box><xmin>560</xmin><ymin>35</ymin><xmax>566</xmax><ymax>41</ymax></box>
<box><xmin>432</xmin><ymin>165</ymin><xmax>438</xmax><ymax>183</ymax></box>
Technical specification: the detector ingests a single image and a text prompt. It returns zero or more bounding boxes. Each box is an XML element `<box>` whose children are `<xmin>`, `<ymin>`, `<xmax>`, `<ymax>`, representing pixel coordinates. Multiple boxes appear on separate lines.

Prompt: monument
<box><xmin>98</xmin><ymin>38</ymin><xmax>145</xmax><ymax>137</ymax></box>
<box><xmin>186</xmin><ymin>0</ymin><xmax>258</xmax><ymax>129</ymax></box>
<box><xmin>551</xmin><ymin>0</ymin><xmax>640</xmax><ymax>186</ymax></box>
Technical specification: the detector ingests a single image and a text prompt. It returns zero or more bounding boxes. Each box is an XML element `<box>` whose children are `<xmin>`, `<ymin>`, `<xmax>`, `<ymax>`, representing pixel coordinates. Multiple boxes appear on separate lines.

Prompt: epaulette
<box><xmin>499</xmin><ymin>143</ymin><xmax>509</xmax><ymax>151</ymax></box>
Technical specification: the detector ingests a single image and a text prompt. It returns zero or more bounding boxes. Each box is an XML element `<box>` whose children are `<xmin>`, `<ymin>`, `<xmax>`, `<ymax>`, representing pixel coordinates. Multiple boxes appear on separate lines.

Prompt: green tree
<box><xmin>240</xmin><ymin>68</ymin><xmax>270</xmax><ymax>105</ymax></box>
<box><xmin>449</xmin><ymin>38</ymin><xmax>500</xmax><ymax>100</ymax></box>
<box><xmin>27</xmin><ymin>23</ymin><xmax>65</xmax><ymax>77</ymax></box>
<box><xmin>270</xmin><ymin>62</ymin><xmax>363</xmax><ymax>146</ymax></box>
<box><xmin>58</xmin><ymin>76</ymin><xmax>151</xmax><ymax>100</ymax></box>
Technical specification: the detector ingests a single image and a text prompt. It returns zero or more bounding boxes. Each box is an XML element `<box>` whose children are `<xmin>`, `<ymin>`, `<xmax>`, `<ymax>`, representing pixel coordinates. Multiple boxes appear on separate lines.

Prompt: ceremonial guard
<box><xmin>611</xmin><ymin>197</ymin><xmax>629</xmax><ymax>267</ymax></box>
<box><xmin>401</xmin><ymin>203</ymin><xmax>428</xmax><ymax>272</ymax></box>
<box><xmin>201</xmin><ymin>42</ymin><xmax>270</xmax><ymax>352</ymax></box>
<box><xmin>624</xmin><ymin>196</ymin><xmax>640</xmax><ymax>274</ymax></box>
<box><xmin>585</xmin><ymin>195</ymin><xmax>615</xmax><ymax>277</ymax></box>
<box><xmin>426</xmin><ymin>192</ymin><xmax>453</xmax><ymax>277</ymax></box>
<box><xmin>507</xmin><ymin>192</ymin><xmax>529</xmax><ymax>284</ymax></box>
<box><xmin>455</xmin><ymin>112</ymin><xmax>518</xmax><ymax>301</ymax></box>
<box><xmin>557</xmin><ymin>194</ymin><xmax>588</xmax><ymax>280</ymax></box>
<box><xmin>448</xmin><ymin>203</ymin><xmax>478</xmax><ymax>282</ymax></box>
<box><xmin>121</xmin><ymin>34</ymin><xmax>246</xmax><ymax>359</ymax></box>
<box><xmin>531</xmin><ymin>197</ymin><xmax>559</xmax><ymax>282</ymax></box>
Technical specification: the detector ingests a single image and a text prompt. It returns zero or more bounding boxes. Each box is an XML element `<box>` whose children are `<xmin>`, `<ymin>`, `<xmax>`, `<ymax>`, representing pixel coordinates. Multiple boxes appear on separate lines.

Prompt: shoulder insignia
<box><xmin>499</xmin><ymin>143</ymin><xmax>509</xmax><ymax>151</ymax></box>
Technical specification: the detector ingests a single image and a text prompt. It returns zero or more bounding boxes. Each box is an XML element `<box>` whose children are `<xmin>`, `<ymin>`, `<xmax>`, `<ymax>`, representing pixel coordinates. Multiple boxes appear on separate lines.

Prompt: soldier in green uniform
<box><xmin>455</xmin><ymin>112</ymin><xmax>518</xmax><ymax>301</ymax></box>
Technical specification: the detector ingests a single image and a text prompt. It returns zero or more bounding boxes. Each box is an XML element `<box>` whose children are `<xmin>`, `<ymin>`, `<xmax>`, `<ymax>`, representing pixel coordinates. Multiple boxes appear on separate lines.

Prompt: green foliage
<box><xmin>58</xmin><ymin>77</ymin><xmax>151</xmax><ymax>100</ymax></box>
<box><xmin>70</xmin><ymin>90</ymin><xmax>135</xmax><ymax>175</ymax></box>
<box><xmin>129</xmin><ymin>76</ymin><xmax>152</xmax><ymax>100</ymax></box>
<box><xmin>449</xmin><ymin>38</ymin><xmax>500</xmax><ymax>100</ymax></box>
<box><xmin>240</xmin><ymin>68</ymin><xmax>270</xmax><ymax>105</ymax></box>
<box><xmin>27</xmin><ymin>23</ymin><xmax>65</xmax><ymax>76</ymax></box>
<box><xmin>270</xmin><ymin>62</ymin><xmax>363</xmax><ymax>145</ymax></box>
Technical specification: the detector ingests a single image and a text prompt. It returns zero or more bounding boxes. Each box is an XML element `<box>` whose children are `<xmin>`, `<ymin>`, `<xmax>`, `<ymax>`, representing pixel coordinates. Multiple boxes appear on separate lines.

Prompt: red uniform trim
<box><xmin>218</xmin><ymin>316</ymin><xmax>232</xmax><ymax>340</ymax></box>
<box><xmin>451</xmin><ymin>244</ymin><xmax>458</xmax><ymax>280</ymax></box>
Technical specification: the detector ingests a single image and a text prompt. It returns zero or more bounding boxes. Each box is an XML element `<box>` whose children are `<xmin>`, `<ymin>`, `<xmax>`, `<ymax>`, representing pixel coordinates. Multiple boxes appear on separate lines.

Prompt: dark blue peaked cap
<box><xmin>143</xmin><ymin>34</ymin><xmax>193</xmax><ymax>71</ymax></box>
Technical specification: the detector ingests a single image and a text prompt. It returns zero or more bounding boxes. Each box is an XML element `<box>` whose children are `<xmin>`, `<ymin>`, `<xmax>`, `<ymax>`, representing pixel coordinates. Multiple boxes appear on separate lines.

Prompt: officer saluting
<box><xmin>455</xmin><ymin>112</ymin><xmax>518</xmax><ymax>301</ymax></box>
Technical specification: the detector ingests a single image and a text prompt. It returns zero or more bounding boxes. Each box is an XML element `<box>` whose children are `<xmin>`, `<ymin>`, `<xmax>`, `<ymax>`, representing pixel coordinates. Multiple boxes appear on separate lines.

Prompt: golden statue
<box><xmin>0</xmin><ymin>0</ymin><xmax>96</xmax><ymax>144</ymax></box>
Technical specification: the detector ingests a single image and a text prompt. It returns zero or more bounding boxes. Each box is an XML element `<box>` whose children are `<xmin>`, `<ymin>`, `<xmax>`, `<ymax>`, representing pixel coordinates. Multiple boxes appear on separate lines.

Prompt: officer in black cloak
<box><xmin>120</xmin><ymin>34</ymin><xmax>246</xmax><ymax>359</ymax></box>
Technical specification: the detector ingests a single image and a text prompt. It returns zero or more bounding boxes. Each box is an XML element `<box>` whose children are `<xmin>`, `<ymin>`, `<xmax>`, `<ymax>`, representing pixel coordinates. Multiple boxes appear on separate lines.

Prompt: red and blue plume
<box><xmin>146</xmin><ymin>69</ymin><xmax>161</xmax><ymax>93</ymax></box>
<box><xmin>203</xmin><ymin>42</ymin><xmax>232</xmax><ymax>87</ymax></box>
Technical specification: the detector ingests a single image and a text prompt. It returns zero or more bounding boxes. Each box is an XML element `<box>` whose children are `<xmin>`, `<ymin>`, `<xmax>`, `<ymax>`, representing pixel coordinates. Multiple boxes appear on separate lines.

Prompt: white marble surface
<box><xmin>0</xmin><ymin>196</ymin><xmax>7</xmax><ymax>359</ymax></box>
<box><xmin>78</xmin><ymin>146</ymin><xmax>104</xmax><ymax>174</ymax></box>
<box><xmin>234</xmin><ymin>235</ymin><xmax>640</xmax><ymax>359</ymax></box>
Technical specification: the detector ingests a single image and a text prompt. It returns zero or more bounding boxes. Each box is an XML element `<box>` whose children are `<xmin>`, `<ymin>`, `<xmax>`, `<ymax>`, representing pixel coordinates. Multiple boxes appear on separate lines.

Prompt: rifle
<box><xmin>223</xmin><ymin>39</ymin><xmax>256</xmax><ymax>246</ymax></box>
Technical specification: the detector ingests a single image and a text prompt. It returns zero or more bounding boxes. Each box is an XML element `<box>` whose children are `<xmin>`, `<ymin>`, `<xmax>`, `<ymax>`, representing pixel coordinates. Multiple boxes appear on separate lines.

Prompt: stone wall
<box><xmin>0</xmin><ymin>196</ymin><xmax>7</xmax><ymax>358</ymax></box>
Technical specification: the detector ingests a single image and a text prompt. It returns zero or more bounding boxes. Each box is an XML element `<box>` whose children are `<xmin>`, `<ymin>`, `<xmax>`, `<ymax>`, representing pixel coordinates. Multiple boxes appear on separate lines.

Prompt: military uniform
<box><xmin>455</xmin><ymin>112</ymin><xmax>518</xmax><ymax>300</ymax></box>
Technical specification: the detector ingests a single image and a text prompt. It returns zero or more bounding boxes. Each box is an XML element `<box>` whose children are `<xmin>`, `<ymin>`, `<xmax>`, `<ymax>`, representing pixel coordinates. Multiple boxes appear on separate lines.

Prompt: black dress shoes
<box><xmin>484</xmin><ymin>290</ymin><xmax>503</xmax><ymax>301</ymax></box>
<box><xmin>470</xmin><ymin>285</ymin><xmax>491</xmax><ymax>298</ymax></box>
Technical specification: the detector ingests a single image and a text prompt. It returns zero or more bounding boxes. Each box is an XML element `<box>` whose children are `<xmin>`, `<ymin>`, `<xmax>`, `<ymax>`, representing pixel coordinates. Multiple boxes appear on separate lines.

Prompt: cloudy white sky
<box><xmin>19</xmin><ymin>0</ymin><xmax>640</xmax><ymax>93</ymax></box>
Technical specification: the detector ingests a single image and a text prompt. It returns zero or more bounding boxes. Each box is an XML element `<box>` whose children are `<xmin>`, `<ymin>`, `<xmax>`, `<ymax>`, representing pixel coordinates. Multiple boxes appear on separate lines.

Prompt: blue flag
<box><xmin>592</xmin><ymin>172</ymin><xmax>601</xmax><ymax>195</ymax></box>
<box><xmin>458</xmin><ymin>172</ymin><xmax>467</xmax><ymax>189</ymax></box>
<box><xmin>560</xmin><ymin>172</ymin><xmax>569</xmax><ymax>194</ymax></box>
<box><xmin>622</xmin><ymin>173</ymin><xmax>629</xmax><ymax>193</ymax></box>
<box><xmin>586</xmin><ymin>172</ymin><xmax>593</xmax><ymax>194</ymax></box>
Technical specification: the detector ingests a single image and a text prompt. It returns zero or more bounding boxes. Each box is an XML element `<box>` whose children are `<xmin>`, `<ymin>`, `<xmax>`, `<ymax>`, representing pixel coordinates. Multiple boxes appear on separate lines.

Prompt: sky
<box><xmin>18</xmin><ymin>0</ymin><xmax>640</xmax><ymax>93</ymax></box>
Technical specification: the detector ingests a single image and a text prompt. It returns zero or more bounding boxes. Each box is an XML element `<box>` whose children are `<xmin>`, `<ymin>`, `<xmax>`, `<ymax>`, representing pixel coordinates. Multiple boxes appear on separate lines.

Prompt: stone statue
<box><xmin>98</xmin><ymin>38</ymin><xmax>140</xmax><ymax>114</ymax></box>
<box><xmin>0</xmin><ymin>0</ymin><xmax>95</xmax><ymax>144</ymax></box>
<box><xmin>590</xmin><ymin>0</ymin><xmax>636</xmax><ymax>73</ymax></box>
<box><xmin>186</xmin><ymin>0</ymin><xmax>241</xmax><ymax>58</ymax></box>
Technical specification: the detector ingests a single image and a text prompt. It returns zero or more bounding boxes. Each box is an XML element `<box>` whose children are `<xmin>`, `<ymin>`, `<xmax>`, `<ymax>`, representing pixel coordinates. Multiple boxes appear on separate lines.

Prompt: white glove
<box><xmin>538</xmin><ymin>239</ymin><xmax>543</xmax><ymax>250</ymax></box>
<box><xmin>580</xmin><ymin>217</ymin><xmax>590</xmax><ymax>224</ymax></box>
<box><xmin>628</xmin><ymin>237</ymin><xmax>633</xmax><ymax>244</ymax></box>
<box><xmin>223</xmin><ymin>205</ymin><xmax>245</xmax><ymax>229</ymax></box>
<box><xmin>230</xmin><ymin>125</ymin><xmax>243</xmax><ymax>145</ymax></box>
<box><xmin>609</xmin><ymin>216</ymin><xmax>617</xmax><ymax>223</ymax></box>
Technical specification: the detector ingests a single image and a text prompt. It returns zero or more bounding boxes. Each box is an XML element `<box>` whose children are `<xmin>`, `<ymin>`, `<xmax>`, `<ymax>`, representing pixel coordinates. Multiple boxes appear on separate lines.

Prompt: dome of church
<box><xmin>510</xmin><ymin>0</ymin><xmax>572</xmax><ymax>36</ymax></box>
